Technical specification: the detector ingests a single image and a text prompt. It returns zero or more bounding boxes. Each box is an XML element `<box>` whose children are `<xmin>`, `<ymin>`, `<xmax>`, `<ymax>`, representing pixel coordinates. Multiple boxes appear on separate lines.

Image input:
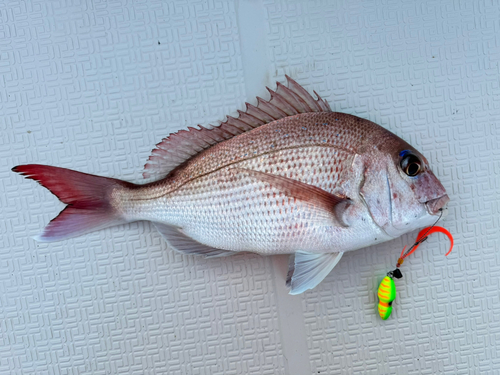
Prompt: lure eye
<box><xmin>400</xmin><ymin>154</ymin><xmax>422</xmax><ymax>176</ymax></box>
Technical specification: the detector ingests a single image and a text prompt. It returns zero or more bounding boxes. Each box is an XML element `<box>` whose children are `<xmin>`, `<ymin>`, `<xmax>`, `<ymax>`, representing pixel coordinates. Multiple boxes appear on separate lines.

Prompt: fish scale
<box><xmin>13</xmin><ymin>77</ymin><xmax>449</xmax><ymax>294</ymax></box>
<box><xmin>162</xmin><ymin>175</ymin><xmax>329</xmax><ymax>254</ymax></box>
<box><xmin>180</xmin><ymin>114</ymin><xmax>363</xmax><ymax>178</ymax></box>
<box><xmin>122</xmin><ymin>113</ymin><xmax>387</xmax><ymax>254</ymax></box>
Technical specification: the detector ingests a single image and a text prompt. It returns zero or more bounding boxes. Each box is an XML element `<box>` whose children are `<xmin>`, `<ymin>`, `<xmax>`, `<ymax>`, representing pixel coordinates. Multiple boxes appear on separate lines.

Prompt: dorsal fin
<box><xmin>143</xmin><ymin>76</ymin><xmax>332</xmax><ymax>180</ymax></box>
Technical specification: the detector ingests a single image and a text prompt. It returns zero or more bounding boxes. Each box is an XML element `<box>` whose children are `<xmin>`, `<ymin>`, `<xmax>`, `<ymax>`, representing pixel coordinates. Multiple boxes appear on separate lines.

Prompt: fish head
<box><xmin>359</xmin><ymin>132</ymin><xmax>449</xmax><ymax>238</ymax></box>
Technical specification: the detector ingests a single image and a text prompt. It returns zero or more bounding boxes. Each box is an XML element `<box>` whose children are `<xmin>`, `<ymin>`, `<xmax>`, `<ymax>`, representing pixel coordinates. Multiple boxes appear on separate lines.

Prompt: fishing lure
<box><xmin>377</xmin><ymin>275</ymin><xmax>397</xmax><ymax>320</ymax></box>
<box><xmin>377</xmin><ymin>223</ymin><xmax>453</xmax><ymax>320</ymax></box>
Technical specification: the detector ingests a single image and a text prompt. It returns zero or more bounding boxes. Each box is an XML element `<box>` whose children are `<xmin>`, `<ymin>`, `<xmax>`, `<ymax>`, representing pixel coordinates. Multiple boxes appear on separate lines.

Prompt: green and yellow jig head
<box><xmin>377</xmin><ymin>225</ymin><xmax>454</xmax><ymax>320</ymax></box>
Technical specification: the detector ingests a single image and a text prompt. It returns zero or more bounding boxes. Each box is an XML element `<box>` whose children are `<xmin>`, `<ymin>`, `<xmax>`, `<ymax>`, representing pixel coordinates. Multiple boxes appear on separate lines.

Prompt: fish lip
<box><xmin>425</xmin><ymin>194</ymin><xmax>450</xmax><ymax>215</ymax></box>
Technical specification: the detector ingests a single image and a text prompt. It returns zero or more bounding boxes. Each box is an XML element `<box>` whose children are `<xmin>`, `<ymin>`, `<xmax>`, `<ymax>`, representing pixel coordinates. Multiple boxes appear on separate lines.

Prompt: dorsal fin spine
<box><xmin>237</xmin><ymin>110</ymin><xmax>266</xmax><ymax>126</ymax></box>
<box><xmin>285</xmin><ymin>75</ymin><xmax>322</xmax><ymax>112</ymax></box>
<box><xmin>219</xmin><ymin>123</ymin><xmax>243</xmax><ymax>136</ymax></box>
<box><xmin>276</xmin><ymin>82</ymin><xmax>311</xmax><ymax>112</ymax></box>
<box><xmin>245</xmin><ymin>103</ymin><xmax>275</xmax><ymax>122</ymax></box>
<box><xmin>313</xmin><ymin>90</ymin><xmax>330</xmax><ymax>111</ymax></box>
<box><xmin>266</xmin><ymin>87</ymin><xmax>300</xmax><ymax>115</ymax></box>
<box><xmin>256</xmin><ymin>97</ymin><xmax>287</xmax><ymax>119</ymax></box>
<box><xmin>314</xmin><ymin>90</ymin><xmax>331</xmax><ymax>111</ymax></box>
<box><xmin>225</xmin><ymin>116</ymin><xmax>254</xmax><ymax>131</ymax></box>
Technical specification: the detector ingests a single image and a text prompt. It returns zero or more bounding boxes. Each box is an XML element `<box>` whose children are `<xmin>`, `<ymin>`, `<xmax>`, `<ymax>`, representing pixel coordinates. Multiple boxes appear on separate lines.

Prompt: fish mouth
<box><xmin>425</xmin><ymin>194</ymin><xmax>450</xmax><ymax>215</ymax></box>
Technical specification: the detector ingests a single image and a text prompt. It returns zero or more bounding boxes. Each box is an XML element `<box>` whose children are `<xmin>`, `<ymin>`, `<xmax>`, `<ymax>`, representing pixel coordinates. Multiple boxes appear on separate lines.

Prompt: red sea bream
<box><xmin>13</xmin><ymin>77</ymin><xmax>449</xmax><ymax>294</ymax></box>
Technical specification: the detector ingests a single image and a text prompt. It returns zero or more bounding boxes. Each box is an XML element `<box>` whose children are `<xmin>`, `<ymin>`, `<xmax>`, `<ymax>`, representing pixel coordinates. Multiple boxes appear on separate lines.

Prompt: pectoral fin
<box><xmin>233</xmin><ymin>168</ymin><xmax>351</xmax><ymax>225</ymax></box>
<box><xmin>287</xmin><ymin>251</ymin><xmax>344</xmax><ymax>295</ymax></box>
<box><xmin>154</xmin><ymin>223</ymin><xmax>234</xmax><ymax>258</ymax></box>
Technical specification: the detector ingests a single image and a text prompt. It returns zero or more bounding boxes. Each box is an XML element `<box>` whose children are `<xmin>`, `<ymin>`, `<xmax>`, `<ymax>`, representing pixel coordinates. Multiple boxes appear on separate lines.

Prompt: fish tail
<box><xmin>12</xmin><ymin>164</ymin><xmax>134</xmax><ymax>242</ymax></box>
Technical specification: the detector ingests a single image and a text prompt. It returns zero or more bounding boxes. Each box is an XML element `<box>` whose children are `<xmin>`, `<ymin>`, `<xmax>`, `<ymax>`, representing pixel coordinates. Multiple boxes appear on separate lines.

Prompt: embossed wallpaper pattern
<box><xmin>1</xmin><ymin>1</ymin><xmax>499</xmax><ymax>374</ymax></box>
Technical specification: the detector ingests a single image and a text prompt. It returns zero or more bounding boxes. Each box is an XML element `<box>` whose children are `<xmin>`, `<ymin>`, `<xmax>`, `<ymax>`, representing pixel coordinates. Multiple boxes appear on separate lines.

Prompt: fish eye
<box><xmin>400</xmin><ymin>153</ymin><xmax>422</xmax><ymax>177</ymax></box>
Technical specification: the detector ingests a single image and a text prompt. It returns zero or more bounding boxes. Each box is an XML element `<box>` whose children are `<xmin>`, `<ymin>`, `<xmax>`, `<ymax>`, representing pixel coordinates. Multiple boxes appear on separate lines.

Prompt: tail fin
<box><xmin>12</xmin><ymin>164</ymin><xmax>134</xmax><ymax>242</ymax></box>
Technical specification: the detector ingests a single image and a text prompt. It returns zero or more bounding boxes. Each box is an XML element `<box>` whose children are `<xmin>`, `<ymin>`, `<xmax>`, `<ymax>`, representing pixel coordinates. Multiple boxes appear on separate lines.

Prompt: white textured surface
<box><xmin>1</xmin><ymin>0</ymin><xmax>499</xmax><ymax>374</ymax></box>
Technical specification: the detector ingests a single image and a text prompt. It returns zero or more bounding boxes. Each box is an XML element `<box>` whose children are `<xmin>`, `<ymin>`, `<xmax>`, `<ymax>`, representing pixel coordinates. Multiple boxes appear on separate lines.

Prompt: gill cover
<box><xmin>360</xmin><ymin>147</ymin><xmax>449</xmax><ymax>238</ymax></box>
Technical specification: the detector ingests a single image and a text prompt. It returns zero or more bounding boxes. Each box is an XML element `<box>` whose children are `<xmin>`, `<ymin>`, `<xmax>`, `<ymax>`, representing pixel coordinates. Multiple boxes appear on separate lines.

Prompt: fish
<box><xmin>12</xmin><ymin>76</ymin><xmax>450</xmax><ymax>295</ymax></box>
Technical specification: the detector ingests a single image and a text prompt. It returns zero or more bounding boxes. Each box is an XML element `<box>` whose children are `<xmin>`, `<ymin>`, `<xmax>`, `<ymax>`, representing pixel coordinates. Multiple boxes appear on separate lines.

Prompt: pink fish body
<box><xmin>13</xmin><ymin>77</ymin><xmax>449</xmax><ymax>294</ymax></box>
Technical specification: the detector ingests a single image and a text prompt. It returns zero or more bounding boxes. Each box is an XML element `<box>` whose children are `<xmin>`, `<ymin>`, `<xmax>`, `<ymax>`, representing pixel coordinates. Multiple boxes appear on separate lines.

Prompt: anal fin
<box><xmin>153</xmin><ymin>223</ymin><xmax>234</xmax><ymax>258</ymax></box>
<box><xmin>287</xmin><ymin>251</ymin><xmax>344</xmax><ymax>295</ymax></box>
